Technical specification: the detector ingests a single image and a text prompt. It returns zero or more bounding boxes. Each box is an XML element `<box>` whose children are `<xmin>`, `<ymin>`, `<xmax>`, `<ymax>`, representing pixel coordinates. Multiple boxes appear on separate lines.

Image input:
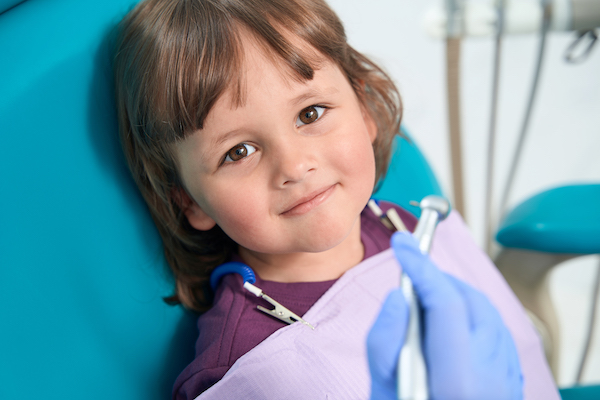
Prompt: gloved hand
<box><xmin>367</xmin><ymin>231</ymin><xmax>523</xmax><ymax>400</ymax></box>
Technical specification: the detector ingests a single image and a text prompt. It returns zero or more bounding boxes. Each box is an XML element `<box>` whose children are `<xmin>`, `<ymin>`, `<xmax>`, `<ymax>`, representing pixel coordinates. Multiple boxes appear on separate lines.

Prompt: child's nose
<box><xmin>273</xmin><ymin>137</ymin><xmax>318</xmax><ymax>187</ymax></box>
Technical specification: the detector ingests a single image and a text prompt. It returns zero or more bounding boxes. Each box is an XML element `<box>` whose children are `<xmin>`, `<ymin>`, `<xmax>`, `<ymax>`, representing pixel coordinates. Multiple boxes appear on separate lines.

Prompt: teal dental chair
<box><xmin>0</xmin><ymin>1</ymin><xmax>439</xmax><ymax>398</ymax></box>
<box><xmin>1</xmin><ymin>1</ymin><xmax>596</xmax><ymax>399</ymax></box>
<box><xmin>495</xmin><ymin>184</ymin><xmax>600</xmax><ymax>385</ymax></box>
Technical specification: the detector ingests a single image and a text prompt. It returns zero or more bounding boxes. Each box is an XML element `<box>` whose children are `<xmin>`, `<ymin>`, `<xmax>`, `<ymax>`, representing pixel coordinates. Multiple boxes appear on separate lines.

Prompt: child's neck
<box><xmin>238</xmin><ymin>220</ymin><xmax>364</xmax><ymax>283</ymax></box>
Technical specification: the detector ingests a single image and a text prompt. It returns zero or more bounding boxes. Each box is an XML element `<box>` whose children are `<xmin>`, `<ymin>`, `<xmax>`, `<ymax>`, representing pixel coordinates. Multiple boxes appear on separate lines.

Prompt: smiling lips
<box><xmin>281</xmin><ymin>184</ymin><xmax>337</xmax><ymax>216</ymax></box>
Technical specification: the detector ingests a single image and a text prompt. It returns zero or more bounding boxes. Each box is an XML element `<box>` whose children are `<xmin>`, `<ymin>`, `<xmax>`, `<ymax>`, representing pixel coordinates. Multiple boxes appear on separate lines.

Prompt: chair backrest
<box><xmin>374</xmin><ymin>128</ymin><xmax>444</xmax><ymax>217</ymax></box>
<box><xmin>0</xmin><ymin>1</ymin><xmax>196</xmax><ymax>399</ymax></box>
<box><xmin>0</xmin><ymin>0</ymin><xmax>24</xmax><ymax>14</ymax></box>
<box><xmin>0</xmin><ymin>1</ymin><xmax>442</xmax><ymax>399</ymax></box>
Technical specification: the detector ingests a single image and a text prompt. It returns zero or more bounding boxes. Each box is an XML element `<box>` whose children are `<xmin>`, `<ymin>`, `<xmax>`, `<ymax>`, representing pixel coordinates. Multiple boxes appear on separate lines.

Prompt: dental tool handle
<box><xmin>398</xmin><ymin>275</ymin><xmax>428</xmax><ymax>400</ymax></box>
<box><xmin>413</xmin><ymin>208</ymin><xmax>442</xmax><ymax>253</ymax></box>
<box><xmin>397</xmin><ymin>196</ymin><xmax>450</xmax><ymax>400</ymax></box>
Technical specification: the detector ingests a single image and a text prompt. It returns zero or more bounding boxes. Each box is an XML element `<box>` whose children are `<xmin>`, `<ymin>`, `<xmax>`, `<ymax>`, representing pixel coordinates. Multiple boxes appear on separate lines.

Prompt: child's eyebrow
<box><xmin>289</xmin><ymin>86</ymin><xmax>339</xmax><ymax>107</ymax></box>
<box><xmin>207</xmin><ymin>128</ymin><xmax>244</xmax><ymax>153</ymax></box>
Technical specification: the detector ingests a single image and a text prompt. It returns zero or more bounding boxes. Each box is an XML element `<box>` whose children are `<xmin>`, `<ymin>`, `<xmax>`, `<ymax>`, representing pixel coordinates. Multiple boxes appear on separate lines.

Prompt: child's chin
<box><xmin>241</xmin><ymin>217</ymin><xmax>359</xmax><ymax>255</ymax></box>
<box><xmin>301</xmin><ymin>224</ymin><xmax>357</xmax><ymax>253</ymax></box>
<box><xmin>264</xmin><ymin>233</ymin><xmax>348</xmax><ymax>255</ymax></box>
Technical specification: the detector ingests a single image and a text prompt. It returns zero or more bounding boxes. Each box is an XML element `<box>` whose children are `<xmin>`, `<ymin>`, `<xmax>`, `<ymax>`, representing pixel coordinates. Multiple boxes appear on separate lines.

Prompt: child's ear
<box><xmin>172</xmin><ymin>188</ymin><xmax>217</xmax><ymax>231</ymax></box>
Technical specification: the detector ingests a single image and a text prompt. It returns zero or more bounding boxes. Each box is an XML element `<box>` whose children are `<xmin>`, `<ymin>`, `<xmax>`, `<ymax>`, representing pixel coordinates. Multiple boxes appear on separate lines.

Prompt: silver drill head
<box><xmin>413</xmin><ymin>195</ymin><xmax>451</xmax><ymax>253</ymax></box>
<box><xmin>419</xmin><ymin>195</ymin><xmax>451</xmax><ymax>221</ymax></box>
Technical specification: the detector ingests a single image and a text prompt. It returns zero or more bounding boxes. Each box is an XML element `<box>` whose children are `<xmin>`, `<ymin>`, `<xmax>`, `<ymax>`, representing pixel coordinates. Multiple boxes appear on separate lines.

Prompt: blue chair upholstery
<box><xmin>0</xmin><ymin>0</ymin><xmax>24</xmax><ymax>14</ymax></box>
<box><xmin>0</xmin><ymin>1</ymin><xmax>196</xmax><ymax>399</ymax></box>
<box><xmin>496</xmin><ymin>184</ymin><xmax>600</xmax><ymax>254</ymax></box>
<box><xmin>559</xmin><ymin>385</ymin><xmax>600</xmax><ymax>400</ymax></box>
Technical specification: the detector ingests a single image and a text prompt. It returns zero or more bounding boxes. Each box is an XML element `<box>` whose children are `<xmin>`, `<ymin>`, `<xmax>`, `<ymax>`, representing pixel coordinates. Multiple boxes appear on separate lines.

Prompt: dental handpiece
<box><xmin>398</xmin><ymin>195</ymin><xmax>450</xmax><ymax>400</ymax></box>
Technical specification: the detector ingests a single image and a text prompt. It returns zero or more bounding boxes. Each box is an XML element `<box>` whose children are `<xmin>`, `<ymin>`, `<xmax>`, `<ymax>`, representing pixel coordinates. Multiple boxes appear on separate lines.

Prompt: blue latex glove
<box><xmin>367</xmin><ymin>231</ymin><xmax>523</xmax><ymax>400</ymax></box>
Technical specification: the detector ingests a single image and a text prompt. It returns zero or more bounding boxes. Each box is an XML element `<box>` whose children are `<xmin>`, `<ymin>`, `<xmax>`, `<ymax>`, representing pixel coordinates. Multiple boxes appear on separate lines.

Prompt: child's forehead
<box><xmin>222</xmin><ymin>28</ymin><xmax>331</xmax><ymax>109</ymax></box>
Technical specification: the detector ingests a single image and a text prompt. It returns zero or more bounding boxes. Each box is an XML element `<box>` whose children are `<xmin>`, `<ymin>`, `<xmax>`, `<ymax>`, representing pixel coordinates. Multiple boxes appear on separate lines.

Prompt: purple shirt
<box><xmin>172</xmin><ymin>202</ymin><xmax>416</xmax><ymax>399</ymax></box>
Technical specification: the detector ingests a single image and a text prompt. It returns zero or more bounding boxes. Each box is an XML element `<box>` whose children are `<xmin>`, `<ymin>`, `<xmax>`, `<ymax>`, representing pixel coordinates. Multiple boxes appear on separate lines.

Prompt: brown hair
<box><xmin>113</xmin><ymin>0</ymin><xmax>402</xmax><ymax>312</ymax></box>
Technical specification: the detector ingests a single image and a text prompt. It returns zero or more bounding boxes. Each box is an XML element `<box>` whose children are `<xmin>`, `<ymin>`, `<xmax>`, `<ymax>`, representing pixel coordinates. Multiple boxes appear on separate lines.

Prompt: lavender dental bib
<box><xmin>197</xmin><ymin>212</ymin><xmax>559</xmax><ymax>400</ymax></box>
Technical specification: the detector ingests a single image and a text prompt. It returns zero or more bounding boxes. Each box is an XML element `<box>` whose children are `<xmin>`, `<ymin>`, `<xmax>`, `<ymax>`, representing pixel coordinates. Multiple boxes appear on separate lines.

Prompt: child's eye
<box><xmin>296</xmin><ymin>105</ymin><xmax>326</xmax><ymax>126</ymax></box>
<box><xmin>224</xmin><ymin>143</ymin><xmax>256</xmax><ymax>163</ymax></box>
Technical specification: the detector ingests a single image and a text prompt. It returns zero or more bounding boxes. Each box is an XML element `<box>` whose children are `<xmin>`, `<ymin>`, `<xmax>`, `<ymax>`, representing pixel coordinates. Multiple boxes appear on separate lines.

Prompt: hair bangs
<box><xmin>157</xmin><ymin>1</ymin><xmax>244</xmax><ymax>140</ymax></box>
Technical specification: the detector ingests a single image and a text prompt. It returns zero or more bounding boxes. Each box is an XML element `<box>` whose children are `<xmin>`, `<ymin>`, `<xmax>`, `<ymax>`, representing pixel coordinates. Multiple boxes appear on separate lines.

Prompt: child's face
<box><xmin>174</xmin><ymin>39</ymin><xmax>377</xmax><ymax>261</ymax></box>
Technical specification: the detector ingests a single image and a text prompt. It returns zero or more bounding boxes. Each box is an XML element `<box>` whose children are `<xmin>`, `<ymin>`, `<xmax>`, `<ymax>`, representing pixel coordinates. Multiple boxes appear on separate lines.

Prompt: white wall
<box><xmin>327</xmin><ymin>0</ymin><xmax>600</xmax><ymax>387</ymax></box>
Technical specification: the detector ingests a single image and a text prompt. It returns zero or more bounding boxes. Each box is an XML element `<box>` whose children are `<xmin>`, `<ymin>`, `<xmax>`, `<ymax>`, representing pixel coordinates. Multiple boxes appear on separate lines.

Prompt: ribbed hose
<box><xmin>484</xmin><ymin>0</ymin><xmax>505</xmax><ymax>255</ymax></box>
<box><xmin>446</xmin><ymin>37</ymin><xmax>466</xmax><ymax>221</ymax></box>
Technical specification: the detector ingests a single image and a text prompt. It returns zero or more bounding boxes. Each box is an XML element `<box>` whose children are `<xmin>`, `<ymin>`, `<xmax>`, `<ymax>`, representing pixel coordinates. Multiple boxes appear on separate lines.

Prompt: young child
<box><xmin>113</xmin><ymin>0</ymin><xmax>557</xmax><ymax>398</ymax></box>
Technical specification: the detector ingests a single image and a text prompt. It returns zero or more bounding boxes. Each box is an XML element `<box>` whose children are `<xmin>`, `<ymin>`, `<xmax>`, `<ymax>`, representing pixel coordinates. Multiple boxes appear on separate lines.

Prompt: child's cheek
<box><xmin>334</xmin><ymin>131</ymin><xmax>376</xmax><ymax>184</ymax></box>
<box><xmin>214</xmin><ymin>197</ymin><xmax>263</xmax><ymax>238</ymax></box>
<box><xmin>208</xmin><ymin>191</ymin><xmax>285</xmax><ymax>252</ymax></box>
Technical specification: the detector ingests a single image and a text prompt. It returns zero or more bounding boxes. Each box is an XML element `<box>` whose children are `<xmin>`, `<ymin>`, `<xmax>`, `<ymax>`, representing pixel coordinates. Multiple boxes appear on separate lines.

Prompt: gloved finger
<box><xmin>505</xmin><ymin>331</ymin><xmax>524</xmax><ymax>400</ymax></box>
<box><xmin>477</xmin><ymin>315</ymin><xmax>524</xmax><ymax>400</ymax></box>
<box><xmin>448</xmin><ymin>275</ymin><xmax>523</xmax><ymax>400</ymax></box>
<box><xmin>391</xmin><ymin>232</ymin><xmax>467</xmax><ymax>321</ymax></box>
<box><xmin>367</xmin><ymin>289</ymin><xmax>408</xmax><ymax>400</ymax></box>
<box><xmin>447</xmin><ymin>275</ymin><xmax>511</xmax><ymax>360</ymax></box>
<box><xmin>499</xmin><ymin>321</ymin><xmax>523</xmax><ymax>386</ymax></box>
<box><xmin>446</xmin><ymin>275</ymin><xmax>505</xmax><ymax>332</ymax></box>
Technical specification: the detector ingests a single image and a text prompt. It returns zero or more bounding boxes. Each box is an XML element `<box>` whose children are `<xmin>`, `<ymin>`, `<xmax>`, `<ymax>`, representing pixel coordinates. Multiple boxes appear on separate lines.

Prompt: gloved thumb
<box><xmin>391</xmin><ymin>231</ymin><xmax>463</xmax><ymax>312</ymax></box>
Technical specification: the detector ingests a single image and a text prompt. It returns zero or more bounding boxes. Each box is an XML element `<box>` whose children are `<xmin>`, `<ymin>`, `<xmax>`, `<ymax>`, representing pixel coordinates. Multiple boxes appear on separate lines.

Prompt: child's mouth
<box><xmin>281</xmin><ymin>184</ymin><xmax>337</xmax><ymax>216</ymax></box>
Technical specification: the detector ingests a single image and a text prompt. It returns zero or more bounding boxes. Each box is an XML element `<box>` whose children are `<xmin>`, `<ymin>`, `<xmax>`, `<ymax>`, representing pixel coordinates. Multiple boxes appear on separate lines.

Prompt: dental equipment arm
<box><xmin>367</xmin><ymin>232</ymin><xmax>523</xmax><ymax>400</ymax></box>
<box><xmin>424</xmin><ymin>0</ymin><xmax>600</xmax><ymax>38</ymax></box>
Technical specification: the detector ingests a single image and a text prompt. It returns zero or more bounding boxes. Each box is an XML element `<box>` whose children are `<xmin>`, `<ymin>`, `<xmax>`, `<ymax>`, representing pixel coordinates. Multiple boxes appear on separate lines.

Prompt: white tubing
<box><xmin>243</xmin><ymin>282</ymin><xmax>263</xmax><ymax>297</ymax></box>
